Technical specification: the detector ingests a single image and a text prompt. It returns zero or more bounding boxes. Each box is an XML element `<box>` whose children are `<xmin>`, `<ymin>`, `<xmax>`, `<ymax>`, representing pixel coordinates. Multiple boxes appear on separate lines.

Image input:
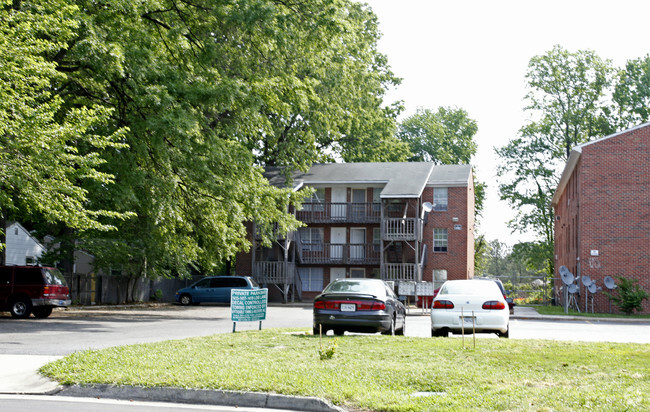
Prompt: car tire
<box><xmin>432</xmin><ymin>328</ymin><xmax>448</xmax><ymax>337</ymax></box>
<box><xmin>32</xmin><ymin>307</ymin><xmax>53</xmax><ymax>319</ymax></box>
<box><xmin>333</xmin><ymin>327</ymin><xmax>345</xmax><ymax>336</ymax></box>
<box><xmin>498</xmin><ymin>326</ymin><xmax>510</xmax><ymax>338</ymax></box>
<box><xmin>382</xmin><ymin>316</ymin><xmax>396</xmax><ymax>336</ymax></box>
<box><xmin>10</xmin><ymin>297</ymin><xmax>32</xmax><ymax>319</ymax></box>
<box><xmin>396</xmin><ymin>317</ymin><xmax>405</xmax><ymax>336</ymax></box>
<box><xmin>179</xmin><ymin>294</ymin><xmax>192</xmax><ymax>306</ymax></box>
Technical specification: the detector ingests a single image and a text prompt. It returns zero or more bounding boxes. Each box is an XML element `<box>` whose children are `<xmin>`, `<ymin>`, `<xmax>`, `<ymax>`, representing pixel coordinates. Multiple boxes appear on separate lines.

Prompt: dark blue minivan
<box><xmin>175</xmin><ymin>276</ymin><xmax>259</xmax><ymax>305</ymax></box>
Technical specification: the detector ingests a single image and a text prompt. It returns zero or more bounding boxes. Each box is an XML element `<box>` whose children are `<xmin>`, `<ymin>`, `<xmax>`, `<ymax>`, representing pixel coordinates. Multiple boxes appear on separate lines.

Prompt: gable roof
<box><xmin>265</xmin><ymin>162</ymin><xmax>471</xmax><ymax>199</ymax></box>
<box><xmin>551</xmin><ymin>122</ymin><xmax>650</xmax><ymax>207</ymax></box>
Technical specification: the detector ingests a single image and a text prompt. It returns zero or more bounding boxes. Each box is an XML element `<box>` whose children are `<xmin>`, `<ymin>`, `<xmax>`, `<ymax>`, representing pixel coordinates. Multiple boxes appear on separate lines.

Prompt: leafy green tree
<box><xmin>0</xmin><ymin>0</ymin><xmax>129</xmax><ymax>264</ymax></box>
<box><xmin>397</xmin><ymin>107</ymin><xmax>478</xmax><ymax>164</ymax></box>
<box><xmin>396</xmin><ymin>106</ymin><xmax>485</xmax><ymax>215</ymax></box>
<box><xmin>30</xmin><ymin>0</ymin><xmax>401</xmax><ymax>296</ymax></box>
<box><xmin>612</xmin><ymin>55</ymin><xmax>650</xmax><ymax>128</ymax></box>
<box><xmin>496</xmin><ymin>46</ymin><xmax>613</xmax><ymax>278</ymax></box>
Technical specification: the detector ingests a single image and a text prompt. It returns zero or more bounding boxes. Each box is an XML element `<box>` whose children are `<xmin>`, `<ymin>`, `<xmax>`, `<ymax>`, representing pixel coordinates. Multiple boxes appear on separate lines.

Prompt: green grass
<box><xmin>41</xmin><ymin>329</ymin><xmax>649</xmax><ymax>411</ymax></box>
<box><xmin>531</xmin><ymin>305</ymin><xmax>650</xmax><ymax>318</ymax></box>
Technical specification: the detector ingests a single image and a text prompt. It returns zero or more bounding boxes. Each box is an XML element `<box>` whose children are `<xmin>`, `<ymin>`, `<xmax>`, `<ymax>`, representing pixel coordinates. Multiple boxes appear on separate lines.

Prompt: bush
<box><xmin>606</xmin><ymin>276</ymin><xmax>649</xmax><ymax>315</ymax></box>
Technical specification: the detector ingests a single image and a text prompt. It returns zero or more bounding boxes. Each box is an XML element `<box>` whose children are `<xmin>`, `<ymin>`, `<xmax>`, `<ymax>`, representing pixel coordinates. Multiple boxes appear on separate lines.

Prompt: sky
<box><xmin>361</xmin><ymin>0</ymin><xmax>650</xmax><ymax>245</ymax></box>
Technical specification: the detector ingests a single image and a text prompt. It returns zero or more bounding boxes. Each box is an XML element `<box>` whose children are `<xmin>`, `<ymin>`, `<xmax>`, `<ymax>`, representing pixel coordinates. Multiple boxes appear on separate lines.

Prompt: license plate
<box><xmin>340</xmin><ymin>303</ymin><xmax>356</xmax><ymax>312</ymax></box>
<box><xmin>461</xmin><ymin>317</ymin><xmax>475</xmax><ymax>325</ymax></box>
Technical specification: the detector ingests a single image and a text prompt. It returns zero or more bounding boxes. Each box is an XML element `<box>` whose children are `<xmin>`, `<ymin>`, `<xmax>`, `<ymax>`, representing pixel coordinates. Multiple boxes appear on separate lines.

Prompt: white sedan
<box><xmin>431</xmin><ymin>279</ymin><xmax>510</xmax><ymax>338</ymax></box>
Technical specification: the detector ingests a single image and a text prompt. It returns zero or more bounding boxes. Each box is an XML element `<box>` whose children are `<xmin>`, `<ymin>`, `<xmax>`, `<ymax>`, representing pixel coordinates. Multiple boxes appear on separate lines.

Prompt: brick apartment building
<box><xmin>551</xmin><ymin>122</ymin><xmax>650</xmax><ymax>313</ymax></box>
<box><xmin>236</xmin><ymin>162</ymin><xmax>475</xmax><ymax>301</ymax></box>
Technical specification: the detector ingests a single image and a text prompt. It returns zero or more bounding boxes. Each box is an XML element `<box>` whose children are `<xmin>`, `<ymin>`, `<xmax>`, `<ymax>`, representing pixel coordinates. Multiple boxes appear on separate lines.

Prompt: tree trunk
<box><xmin>0</xmin><ymin>208</ymin><xmax>6</xmax><ymax>266</ymax></box>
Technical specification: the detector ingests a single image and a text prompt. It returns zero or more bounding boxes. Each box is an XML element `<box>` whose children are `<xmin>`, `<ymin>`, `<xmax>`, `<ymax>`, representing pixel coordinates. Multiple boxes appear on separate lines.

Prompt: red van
<box><xmin>0</xmin><ymin>265</ymin><xmax>71</xmax><ymax>318</ymax></box>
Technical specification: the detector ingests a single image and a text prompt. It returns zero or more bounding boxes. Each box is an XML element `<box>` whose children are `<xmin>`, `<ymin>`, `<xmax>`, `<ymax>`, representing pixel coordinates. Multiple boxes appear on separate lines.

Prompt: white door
<box><xmin>330</xmin><ymin>267</ymin><xmax>346</xmax><ymax>283</ymax></box>
<box><xmin>330</xmin><ymin>227</ymin><xmax>346</xmax><ymax>260</ymax></box>
<box><xmin>350</xmin><ymin>228</ymin><xmax>365</xmax><ymax>260</ymax></box>
<box><xmin>331</xmin><ymin>187</ymin><xmax>347</xmax><ymax>219</ymax></box>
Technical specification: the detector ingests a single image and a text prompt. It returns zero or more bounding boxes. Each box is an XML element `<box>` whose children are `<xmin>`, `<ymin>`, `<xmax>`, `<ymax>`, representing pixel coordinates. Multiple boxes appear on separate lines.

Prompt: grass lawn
<box><xmin>41</xmin><ymin>329</ymin><xmax>649</xmax><ymax>411</ymax></box>
<box><xmin>531</xmin><ymin>305</ymin><xmax>650</xmax><ymax>319</ymax></box>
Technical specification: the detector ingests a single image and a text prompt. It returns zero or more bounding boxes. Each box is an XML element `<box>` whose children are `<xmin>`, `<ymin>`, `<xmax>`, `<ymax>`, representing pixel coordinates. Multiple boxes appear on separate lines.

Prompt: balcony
<box><xmin>381</xmin><ymin>263</ymin><xmax>418</xmax><ymax>282</ymax></box>
<box><xmin>300</xmin><ymin>243</ymin><xmax>380</xmax><ymax>265</ymax></box>
<box><xmin>254</xmin><ymin>261</ymin><xmax>297</xmax><ymax>284</ymax></box>
<box><xmin>383</xmin><ymin>218</ymin><xmax>422</xmax><ymax>241</ymax></box>
<box><xmin>296</xmin><ymin>203</ymin><xmax>381</xmax><ymax>224</ymax></box>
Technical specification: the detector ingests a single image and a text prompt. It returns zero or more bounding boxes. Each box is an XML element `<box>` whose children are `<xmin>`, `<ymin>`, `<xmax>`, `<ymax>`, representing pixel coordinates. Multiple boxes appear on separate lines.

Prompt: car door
<box><xmin>191</xmin><ymin>278</ymin><xmax>214</xmax><ymax>303</ymax></box>
<box><xmin>0</xmin><ymin>267</ymin><xmax>13</xmax><ymax>306</ymax></box>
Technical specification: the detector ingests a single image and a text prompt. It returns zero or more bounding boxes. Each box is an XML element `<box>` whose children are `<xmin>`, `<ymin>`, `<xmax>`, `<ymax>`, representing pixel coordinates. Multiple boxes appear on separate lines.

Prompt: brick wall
<box><xmin>422</xmin><ymin>184</ymin><xmax>474</xmax><ymax>283</ymax></box>
<box><xmin>555</xmin><ymin>125</ymin><xmax>650</xmax><ymax>313</ymax></box>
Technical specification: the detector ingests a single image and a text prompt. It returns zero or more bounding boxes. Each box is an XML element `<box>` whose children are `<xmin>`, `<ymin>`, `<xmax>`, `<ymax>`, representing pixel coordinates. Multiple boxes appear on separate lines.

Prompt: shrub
<box><xmin>606</xmin><ymin>276</ymin><xmax>649</xmax><ymax>315</ymax></box>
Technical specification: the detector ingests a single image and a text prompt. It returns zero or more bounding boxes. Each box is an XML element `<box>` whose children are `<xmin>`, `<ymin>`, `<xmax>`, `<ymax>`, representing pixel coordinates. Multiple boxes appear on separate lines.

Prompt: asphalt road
<box><xmin>1</xmin><ymin>304</ymin><xmax>649</xmax><ymax>357</ymax></box>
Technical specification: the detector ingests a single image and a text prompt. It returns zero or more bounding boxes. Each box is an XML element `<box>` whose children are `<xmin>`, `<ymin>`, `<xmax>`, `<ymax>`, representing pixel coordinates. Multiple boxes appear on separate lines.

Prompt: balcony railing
<box><xmin>300</xmin><ymin>243</ymin><xmax>380</xmax><ymax>265</ymax></box>
<box><xmin>254</xmin><ymin>261</ymin><xmax>296</xmax><ymax>284</ymax></box>
<box><xmin>297</xmin><ymin>203</ymin><xmax>381</xmax><ymax>223</ymax></box>
<box><xmin>381</xmin><ymin>263</ymin><xmax>418</xmax><ymax>282</ymax></box>
<box><xmin>383</xmin><ymin>218</ymin><xmax>421</xmax><ymax>241</ymax></box>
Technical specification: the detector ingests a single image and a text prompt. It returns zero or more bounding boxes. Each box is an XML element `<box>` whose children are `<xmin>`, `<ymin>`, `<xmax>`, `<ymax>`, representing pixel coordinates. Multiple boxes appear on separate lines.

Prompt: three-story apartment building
<box><xmin>236</xmin><ymin>162</ymin><xmax>475</xmax><ymax>301</ymax></box>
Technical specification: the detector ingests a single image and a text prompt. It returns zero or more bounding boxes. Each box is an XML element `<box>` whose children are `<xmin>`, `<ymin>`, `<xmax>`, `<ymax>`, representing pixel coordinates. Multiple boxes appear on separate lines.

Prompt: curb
<box><xmin>57</xmin><ymin>384</ymin><xmax>346</xmax><ymax>412</ymax></box>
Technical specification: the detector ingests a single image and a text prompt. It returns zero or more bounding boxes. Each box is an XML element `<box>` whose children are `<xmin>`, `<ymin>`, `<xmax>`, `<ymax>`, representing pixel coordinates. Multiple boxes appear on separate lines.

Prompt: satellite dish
<box><xmin>588</xmin><ymin>283</ymin><xmax>597</xmax><ymax>294</ymax></box>
<box><xmin>568</xmin><ymin>284</ymin><xmax>578</xmax><ymax>294</ymax></box>
<box><xmin>559</xmin><ymin>266</ymin><xmax>574</xmax><ymax>285</ymax></box>
<box><xmin>581</xmin><ymin>275</ymin><xmax>592</xmax><ymax>287</ymax></box>
<box><xmin>422</xmin><ymin>202</ymin><xmax>433</xmax><ymax>213</ymax></box>
<box><xmin>604</xmin><ymin>276</ymin><xmax>617</xmax><ymax>290</ymax></box>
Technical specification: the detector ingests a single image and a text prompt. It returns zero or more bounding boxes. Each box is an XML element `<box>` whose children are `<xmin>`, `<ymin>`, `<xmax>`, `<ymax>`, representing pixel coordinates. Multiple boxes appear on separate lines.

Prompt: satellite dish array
<box><xmin>560</xmin><ymin>266</ymin><xmax>617</xmax><ymax>313</ymax></box>
<box><xmin>559</xmin><ymin>266</ymin><xmax>580</xmax><ymax>313</ymax></box>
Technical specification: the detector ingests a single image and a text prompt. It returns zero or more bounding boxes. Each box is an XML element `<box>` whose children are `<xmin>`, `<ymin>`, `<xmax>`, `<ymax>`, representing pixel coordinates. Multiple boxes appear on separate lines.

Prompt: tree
<box><xmin>30</xmin><ymin>0</ymin><xmax>401</xmax><ymax>295</ymax></box>
<box><xmin>396</xmin><ymin>106</ymin><xmax>485</xmax><ymax>215</ymax></box>
<box><xmin>397</xmin><ymin>107</ymin><xmax>478</xmax><ymax>164</ymax></box>
<box><xmin>496</xmin><ymin>46</ymin><xmax>613</xmax><ymax>278</ymax></box>
<box><xmin>0</xmin><ymin>0</ymin><xmax>129</xmax><ymax>264</ymax></box>
<box><xmin>612</xmin><ymin>55</ymin><xmax>650</xmax><ymax>129</ymax></box>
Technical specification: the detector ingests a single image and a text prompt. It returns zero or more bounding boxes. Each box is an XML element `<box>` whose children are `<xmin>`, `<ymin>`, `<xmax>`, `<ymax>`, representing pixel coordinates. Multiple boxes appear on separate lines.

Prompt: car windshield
<box><xmin>439</xmin><ymin>280</ymin><xmax>499</xmax><ymax>296</ymax></box>
<box><xmin>322</xmin><ymin>280</ymin><xmax>386</xmax><ymax>297</ymax></box>
<box><xmin>43</xmin><ymin>268</ymin><xmax>67</xmax><ymax>286</ymax></box>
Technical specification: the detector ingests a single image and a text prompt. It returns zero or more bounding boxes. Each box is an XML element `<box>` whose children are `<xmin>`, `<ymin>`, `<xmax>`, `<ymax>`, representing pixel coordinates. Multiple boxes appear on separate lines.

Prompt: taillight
<box><xmin>433</xmin><ymin>300</ymin><xmax>454</xmax><ymax>309</ymax></box>
<box><xmin>314</xmin><ymin>300</ymin><xmax>386</xmax><ymax>311</ymax></box>
<box><xmin>482</xmin><ymin>301</ymin><xmax>506</xmax><ymax>310</ymax></box>
<box><xmin>314</xmin><ymin>301</ymin><xmax>339</xmax><ymax>310</ymax></box>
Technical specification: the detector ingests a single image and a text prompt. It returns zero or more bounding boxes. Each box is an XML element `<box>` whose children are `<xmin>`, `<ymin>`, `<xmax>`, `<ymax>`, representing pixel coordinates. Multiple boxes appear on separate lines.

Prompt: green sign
<box><xmin>231</xmin><ymin>288</ymin><xmax>268</xmax><ymax>322</ymax></box>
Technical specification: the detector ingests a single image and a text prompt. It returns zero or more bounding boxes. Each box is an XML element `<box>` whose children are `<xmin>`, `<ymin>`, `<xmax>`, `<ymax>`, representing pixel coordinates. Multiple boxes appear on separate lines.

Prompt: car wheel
<box><xmin>333</xmin><ymin>327</ymin><xmax>345</xmax><ymax>336</ymax></box>
<box><xmin>10</xmin><ymin>298</ymin><xmax>32</xmax><ymax>319</ymax></box>
<box><xmin>396</xmin><ymin>317</ymin><xmax>405</xmax><ymax>336</ymax></box>
<box><xmin>382</xmin><ymin>316</ymin><xmax>396</xmax><ymax>336</ymax></box>
<box><xmin>432</xmin><ymin>328</ymin><xmax>449</xmax><ymax>337</ymax></box>
<box><xmin>179</xmin><ymin>294</ymin><xmax>192</xmax><ymax>306</ymax></box>
<box><xmin>498</xmin><ymin>327</ymin><xmax>510</xmax><ymax>338</ymax></box>
<box><xmin>32</xmin><ymin>307</ymin><xmax>53</xmax><ymax>319</ymax></box>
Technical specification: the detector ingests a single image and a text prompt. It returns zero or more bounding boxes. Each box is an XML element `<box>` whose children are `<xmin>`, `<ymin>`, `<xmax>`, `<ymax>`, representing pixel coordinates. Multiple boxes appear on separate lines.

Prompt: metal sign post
<box><xmin>231</xmin><ymin>288</ymin><xmax>268</xmax><ymax>332</ymax></box>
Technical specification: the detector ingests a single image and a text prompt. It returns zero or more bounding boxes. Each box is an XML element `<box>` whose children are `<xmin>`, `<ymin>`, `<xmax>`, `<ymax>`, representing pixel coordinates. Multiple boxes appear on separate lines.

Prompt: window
<box><xmin>299</xmin><ymin>227</ymin><xmax>324</xmax><ymax>251</ymax></box>
<box><xmin>373</xmin><ymin>228</ymin><xmax>381</xmax><ymax>252</ymax></box>
<box><xmin>299</xmin><ymin>267</ymin><xmax>324</xmax><ymax>291</ymax></box>
<box><xmin>302</xmin><ymin>188</ymin><xmax>325</xmax><ymax>211</ymax></box>
<box><xmin>433</xmin><ymin>188</ymin><xmax>448</xmax><ymax>211</ymax></box>
<box><xmin>433</xmin><ymin>228</ymin><xmax>448</xmax><ymax>252</ymax></box>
